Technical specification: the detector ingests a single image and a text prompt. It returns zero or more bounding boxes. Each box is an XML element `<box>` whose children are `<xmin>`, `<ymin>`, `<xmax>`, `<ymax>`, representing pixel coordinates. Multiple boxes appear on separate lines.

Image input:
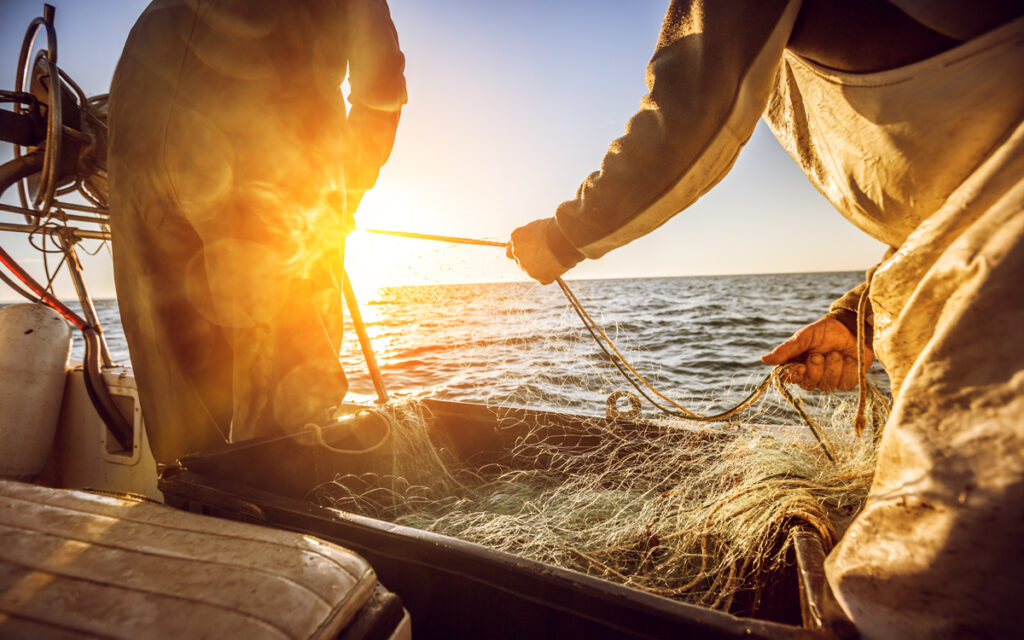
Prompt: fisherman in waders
<box><xmin>107</xmin><ymin>0</ymin><xmax>406</xmax><ymax>465</ymax></box>
<box><xmin>507</xmin><ymin>1</ymin><xmax>1024</xmax><ymax>637</ymax></box>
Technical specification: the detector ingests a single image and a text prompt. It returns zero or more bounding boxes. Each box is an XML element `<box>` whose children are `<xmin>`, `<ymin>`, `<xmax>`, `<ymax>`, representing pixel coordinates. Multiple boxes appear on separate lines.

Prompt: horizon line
<box><xmin>0</xmin><ymin>267</ymin><xmax>868</xmax><ymax>304</ymax></box>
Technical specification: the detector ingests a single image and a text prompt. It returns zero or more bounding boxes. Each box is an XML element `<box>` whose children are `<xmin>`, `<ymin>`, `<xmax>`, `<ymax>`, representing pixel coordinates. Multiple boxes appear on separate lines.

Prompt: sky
<box><xmin>0</xmin><ymin>0</ymin><xmax>885</xmax><ymax>302</ymax></box>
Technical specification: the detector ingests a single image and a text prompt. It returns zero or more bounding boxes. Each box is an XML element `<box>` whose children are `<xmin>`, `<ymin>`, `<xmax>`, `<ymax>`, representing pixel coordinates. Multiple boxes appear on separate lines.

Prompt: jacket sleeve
<box><xmin>827</xmin><ymin>282</ymin><xmax>870</xmax><ymax>342</ymax></box>
<box><xmin>550</xmin><ymin>0</ymin><xmax>801</xmax><ymax>263</ymax></box>
<box><xmin>826</xmin><ymin>247</ymin><xmax>895</xmax><ymax>342</ymax></box>
<box><xmin>344</xmin><ymin>0</ymin><xmax>408</xmax><ymax>211</ymax></box>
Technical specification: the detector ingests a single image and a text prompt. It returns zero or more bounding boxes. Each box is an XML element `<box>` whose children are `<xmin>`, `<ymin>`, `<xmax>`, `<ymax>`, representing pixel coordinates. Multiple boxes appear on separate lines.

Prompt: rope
<box><xmin>358</xmin><ymin>228</ymin><xmax>506</xmax><ymax>248</ymax></box>
<box><xmin>853</xmin><ymin>267</ymin><xmax>878</xmax><ymax>436</ymax></box>
<box><xmin>557</xmin><ymin>277</ymin><xmax>771</xmax><ymax>422</ymax></box>
<box><xmin>302</xmin><ymin>409</ymin><xmax>393</xmax><ymax>455</ymax></box>
<box><xmin>557</xmin><ymin>277</ymin><xmax>837</xmax><ymax>462</ymax></box>
<box><xmin>349</xmin><ymin>227</ymin><xmax>882</xmax><ymax>461</ymax></box>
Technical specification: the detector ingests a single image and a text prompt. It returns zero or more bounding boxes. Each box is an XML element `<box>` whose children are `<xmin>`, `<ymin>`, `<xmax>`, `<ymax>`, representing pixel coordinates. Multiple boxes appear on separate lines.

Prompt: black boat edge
<box><xmin>159</xmin><ymin>398</ymin><xmax>857</xmax><ymax>640</ymax></box>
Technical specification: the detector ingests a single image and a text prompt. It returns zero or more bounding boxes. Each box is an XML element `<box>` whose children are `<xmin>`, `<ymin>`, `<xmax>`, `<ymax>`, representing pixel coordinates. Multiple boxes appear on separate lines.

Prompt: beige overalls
<box><xmin>767</xmin><ymin>19</ymin><xmax>1024</xmax><ymax>637</ymax></box>
<box><xmin>108</xmin><ymin>0</ymin><xmax>406</xmax><ymax>464</ymax></box>
<box><xmin>540</xmin><ymin>1</ymin><xmax>1024</xmax><ymax>635</ymax></box>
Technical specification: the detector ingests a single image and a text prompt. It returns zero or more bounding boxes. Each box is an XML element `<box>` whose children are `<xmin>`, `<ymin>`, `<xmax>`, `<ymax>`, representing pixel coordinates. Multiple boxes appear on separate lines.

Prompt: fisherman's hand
<box><xmin>506</xmin><ymin>218</ymin><xmax>571</xmax><ymax>285</ymax></box>
<box><xmin>761</xmin><ymin>316</ymin><xmax>873</xmax><ymax>392</ymax></box>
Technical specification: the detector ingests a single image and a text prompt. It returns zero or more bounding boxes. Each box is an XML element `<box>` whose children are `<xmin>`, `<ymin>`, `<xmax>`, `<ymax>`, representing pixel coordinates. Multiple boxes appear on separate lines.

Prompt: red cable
<box><xmin>0</xmin><ymin>246</ymin><xmax>87</xmax><ymax>329</ymax></box>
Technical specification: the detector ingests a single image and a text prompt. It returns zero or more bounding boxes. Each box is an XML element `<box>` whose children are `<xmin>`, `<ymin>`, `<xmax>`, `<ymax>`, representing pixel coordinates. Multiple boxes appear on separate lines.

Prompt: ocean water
<box><xmin>59</xmin><ymin>271</ymin><xmax>887</xmax><ymax>420</ymax></box>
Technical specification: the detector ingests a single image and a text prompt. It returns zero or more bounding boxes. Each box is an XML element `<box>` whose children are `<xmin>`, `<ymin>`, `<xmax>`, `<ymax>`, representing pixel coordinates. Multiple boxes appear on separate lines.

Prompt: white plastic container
<box><xmin>0</xmin><ymin>303</ymin><xmax>72</xmax><ymax>479</ymax></box>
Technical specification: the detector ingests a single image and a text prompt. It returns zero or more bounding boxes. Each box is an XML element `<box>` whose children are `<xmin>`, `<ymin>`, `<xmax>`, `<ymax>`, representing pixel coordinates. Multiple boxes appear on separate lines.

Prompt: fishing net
<box><xmin>309</xmin><ymin>389</ymin><xmax>884</xmax><ymax>613</ymax></box>
<box><xmin>321</xmin><ymin>259</ymin><xmax>887</xmax><ymax>613</ymax></box>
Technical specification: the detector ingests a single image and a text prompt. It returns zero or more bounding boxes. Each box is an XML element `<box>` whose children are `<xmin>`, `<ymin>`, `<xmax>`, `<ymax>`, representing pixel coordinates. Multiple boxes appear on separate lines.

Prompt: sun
<box><xmin>343</xmin><ymin>184</ymin><xmax>440</xmax><ymax>300</ymax></box>
<box><xmin>341</xmin><ymin>182</ymin><xmax>521</xmax><ymax>304</ymax></box>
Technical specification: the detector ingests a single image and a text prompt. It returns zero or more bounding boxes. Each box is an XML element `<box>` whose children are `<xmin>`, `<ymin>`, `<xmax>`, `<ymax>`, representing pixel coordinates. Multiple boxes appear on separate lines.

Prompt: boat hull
<box><xmin>160</xmin><ymin>399</ymin><xmax>838</xmax><ymax>640</ymax></box>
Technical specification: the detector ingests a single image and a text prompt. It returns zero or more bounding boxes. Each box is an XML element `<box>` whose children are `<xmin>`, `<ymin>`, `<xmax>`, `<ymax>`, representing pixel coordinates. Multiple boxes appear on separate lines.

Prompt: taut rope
<box><xmin>351</xmin><ymin>227</ymin><xmax>888</xmax><ymax>461</ymax></box>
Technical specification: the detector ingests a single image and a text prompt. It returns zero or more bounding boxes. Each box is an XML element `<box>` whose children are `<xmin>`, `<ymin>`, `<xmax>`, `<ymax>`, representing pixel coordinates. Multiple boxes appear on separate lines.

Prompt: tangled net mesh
<box><xmin>321</xmin><ymin>271</ymin><xmax>888</xmax><ymax>613</ymax></box>
<box><xmin>309</xmin><ymin>392</ymin><xmax>883</xmax><ymax>612</ymax></box>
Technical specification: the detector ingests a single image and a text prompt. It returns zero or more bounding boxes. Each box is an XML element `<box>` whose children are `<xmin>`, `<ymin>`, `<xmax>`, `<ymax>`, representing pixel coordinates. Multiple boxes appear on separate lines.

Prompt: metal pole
<box><xmin>0</xmin><ymin>205</ymin><xmax>111</xmax><ymax>227</ymax></box>
<box><xmin>342</xmin><ymin>270</ymin><xmax>389</xmax><ymax>404</ymax></box>
<box><xmin>0</xmin><ymin>220</ymin><xmax>110</xmax><ymax>240</ymax></box>
<box><xmin>52</xmin><ymin>200</ymin><xmax>110</xmax><ymax>215</ymax></box>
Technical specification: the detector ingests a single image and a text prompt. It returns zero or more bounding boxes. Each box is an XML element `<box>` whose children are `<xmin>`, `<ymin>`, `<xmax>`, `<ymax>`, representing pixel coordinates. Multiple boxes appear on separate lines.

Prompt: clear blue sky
<box><xmin>0</xmin><ymin>0</ymin><xmax>885</xmax><ymax>301</ymax></box>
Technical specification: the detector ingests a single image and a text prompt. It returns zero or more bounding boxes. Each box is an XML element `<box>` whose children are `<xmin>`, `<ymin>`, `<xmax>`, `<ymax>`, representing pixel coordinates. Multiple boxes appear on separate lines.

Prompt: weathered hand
<box><xmin>506</xmin><ymin>218</ymin><xmax>571</xmax><ymax>285</ymax></box>
<box><xmin>761</xmin><ymin>315</ymin><xmax>873</xmax><ymax>392</ymax></box>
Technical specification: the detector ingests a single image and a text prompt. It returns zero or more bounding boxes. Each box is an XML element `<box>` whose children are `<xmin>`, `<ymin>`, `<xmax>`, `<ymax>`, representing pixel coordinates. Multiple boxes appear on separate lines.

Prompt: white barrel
<box><xmin>0</xmin><ymin>303</ymin><xmax>72</xmax><ymax>479</ymax></box>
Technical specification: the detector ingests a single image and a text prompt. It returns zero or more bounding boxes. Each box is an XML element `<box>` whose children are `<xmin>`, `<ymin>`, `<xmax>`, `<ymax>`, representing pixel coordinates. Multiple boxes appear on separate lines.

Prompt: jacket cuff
<box><xmin>827</xmin><ymin>308</ymin><xmax>872</xmax><ymax>345</ymax></box>
<box><xmin>545</xmin><ymin>218</ymin><xmax>585</xmax><ymax>269</ymax></box>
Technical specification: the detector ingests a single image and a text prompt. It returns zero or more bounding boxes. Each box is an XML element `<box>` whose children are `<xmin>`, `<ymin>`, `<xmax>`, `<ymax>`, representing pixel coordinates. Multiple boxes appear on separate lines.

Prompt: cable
<box><xmin>0</xmin><ymin>245</ymin><xmax>86</xmax><ymax>328</ymax></box>
<box><xmin>0</xmin><ymin>267</ymin><xmax>39</xmax><ymax>303</ymax></box>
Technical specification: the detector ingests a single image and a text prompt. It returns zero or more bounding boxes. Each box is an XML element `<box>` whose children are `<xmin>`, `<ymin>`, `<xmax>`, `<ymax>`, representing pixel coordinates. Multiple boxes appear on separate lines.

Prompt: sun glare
<box><xmin>343</xmin><ymin>184</ymin><xmax>520</xmax><ymax>302</ymax></box>
<box><xmin>344</xmin><ymin>185</ymin><xmax>443</xmax><ymax>299</ymax></box>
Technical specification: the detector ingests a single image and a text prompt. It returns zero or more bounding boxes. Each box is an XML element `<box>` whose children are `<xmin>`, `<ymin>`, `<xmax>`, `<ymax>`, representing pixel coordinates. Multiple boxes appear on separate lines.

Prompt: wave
<box><xmin>64</xmin><ymin>272</ymin><xmax>883</xmax><ymax>410</ymax></box>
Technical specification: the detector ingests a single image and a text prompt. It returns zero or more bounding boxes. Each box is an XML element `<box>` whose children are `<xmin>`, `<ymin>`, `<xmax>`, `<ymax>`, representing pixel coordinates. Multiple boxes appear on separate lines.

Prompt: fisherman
<box><xmin>507</xmin><ymin>1</ymin><xmax>1024</xmax><ymax>637</ymax></box>
<box><xmin>107</xmin><ymin>0</ymin><xmax>406</xmax><ymax>464</ymax></box>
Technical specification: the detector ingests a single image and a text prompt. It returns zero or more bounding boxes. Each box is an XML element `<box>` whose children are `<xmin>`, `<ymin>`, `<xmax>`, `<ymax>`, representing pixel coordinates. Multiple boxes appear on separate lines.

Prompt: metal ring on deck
<box><xmin>606</xmin><ymin>390</ymin><xmax>643</xmax><ymax>421</ymax></box>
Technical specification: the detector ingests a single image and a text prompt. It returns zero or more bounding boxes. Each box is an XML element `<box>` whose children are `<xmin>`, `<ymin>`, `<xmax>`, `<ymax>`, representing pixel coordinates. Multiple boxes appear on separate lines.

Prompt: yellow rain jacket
<box><xmin>544</xmin><ymin>1</ymin><xmax>1024</xmax><ymax>637</ymax></box>
<box><xmin>108</xmin><ymin>0</ymin><xmax>406</xmax><ymax>464</ymax></box>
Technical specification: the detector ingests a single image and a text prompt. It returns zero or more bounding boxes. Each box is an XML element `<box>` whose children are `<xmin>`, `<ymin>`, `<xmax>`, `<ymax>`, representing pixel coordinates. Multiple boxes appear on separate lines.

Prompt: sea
<box><xmin>55</xmin><ymin>271</ymin><xmax>887</xmax><ymax>421</ymax></box>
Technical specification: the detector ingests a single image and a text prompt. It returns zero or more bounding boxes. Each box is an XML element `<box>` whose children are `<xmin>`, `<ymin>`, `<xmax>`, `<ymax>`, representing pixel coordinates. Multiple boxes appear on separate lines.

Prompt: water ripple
<box><xmin>44</xmin><ymin>272</ymin><xmax>889</xmax><ymax>417</ymax></box>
